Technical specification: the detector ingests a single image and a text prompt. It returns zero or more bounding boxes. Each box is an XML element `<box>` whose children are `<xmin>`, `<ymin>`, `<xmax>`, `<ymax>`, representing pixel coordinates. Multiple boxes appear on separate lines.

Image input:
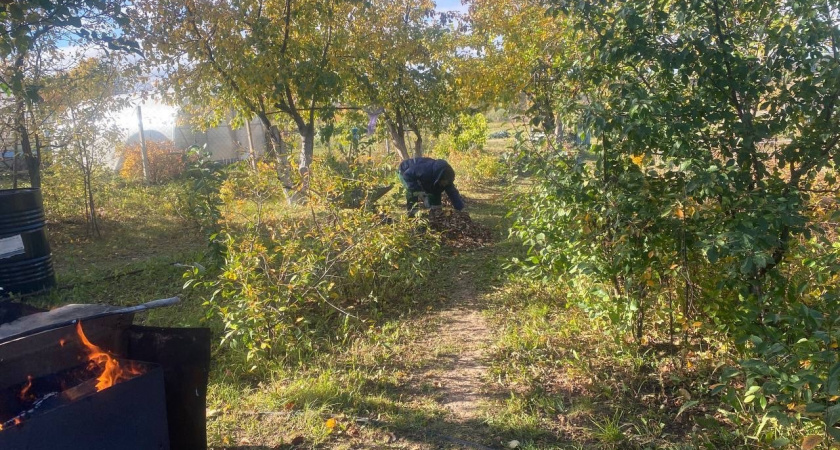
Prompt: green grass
<box><xmin>10</xmin><ymin>144</ymin><xmax>752</xmax><ymax>449</ymax></box>
<box><xmin>590</xmin><ymin>410</ymin><xmax>625</xmax><ymax>445</ymax></box>
<box><xmin>14</xmin><ymin>179</ymin><xmax>212</xmax><ymax>329</ymax></box>
<box><xmin>480</xmin><ymin>269</ymin><xmax>752</xmax><ymax>448</ymax></box>
<box><xmin>13</xmin><ymin>154</ymin><xmax>530</xmax><ymax>447</ymax></box>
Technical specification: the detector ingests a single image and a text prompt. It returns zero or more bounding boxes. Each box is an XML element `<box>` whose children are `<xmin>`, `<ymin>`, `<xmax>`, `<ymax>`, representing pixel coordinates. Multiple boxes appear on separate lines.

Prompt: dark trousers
<box><xmin>398</xmin><ymin>173</ymin><xmax>442</xmax><ymax>211</ymax></box>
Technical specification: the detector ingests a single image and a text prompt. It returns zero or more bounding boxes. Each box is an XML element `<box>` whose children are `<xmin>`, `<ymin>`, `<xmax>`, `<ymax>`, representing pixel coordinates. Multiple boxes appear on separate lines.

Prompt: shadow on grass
<box><xmin>209</xmin><ymin>399</ymin><xmax>569</xmax><ymax>449</ymax></box>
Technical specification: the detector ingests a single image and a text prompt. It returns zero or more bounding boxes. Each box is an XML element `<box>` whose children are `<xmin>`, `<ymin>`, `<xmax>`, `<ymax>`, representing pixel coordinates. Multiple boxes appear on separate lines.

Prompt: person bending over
<box><xmin>398</xmin><ymin>157</ymin><xmax>465</xmax><ymax>216</ymax></box>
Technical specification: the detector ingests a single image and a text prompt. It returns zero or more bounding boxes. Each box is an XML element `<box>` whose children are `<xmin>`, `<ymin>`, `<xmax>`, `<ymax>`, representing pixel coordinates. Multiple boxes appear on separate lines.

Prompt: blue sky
<box><xmin>435</xmin><ymin>0</ymin><xmax>468</xmax><ymax>13</ymax></box>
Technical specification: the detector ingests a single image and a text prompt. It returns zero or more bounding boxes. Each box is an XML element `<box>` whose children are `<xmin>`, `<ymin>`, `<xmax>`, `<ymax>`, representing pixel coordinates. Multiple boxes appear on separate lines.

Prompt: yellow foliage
<box><xmin>120</xmin><ymin>141</ymin><xmax>186</xmax><ymax>184</ymax></box>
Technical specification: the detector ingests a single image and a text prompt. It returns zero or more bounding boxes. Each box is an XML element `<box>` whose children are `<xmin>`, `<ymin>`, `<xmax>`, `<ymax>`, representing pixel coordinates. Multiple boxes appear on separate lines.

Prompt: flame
<box><xmin>18</xmin><ymin>376</ymin><xmax>34</xmax><ymax>402</ymax></box>
<box><xmin>75</xmin><ymin>321</ymin><xmax>141</xmax><ymax>391</ymax></box>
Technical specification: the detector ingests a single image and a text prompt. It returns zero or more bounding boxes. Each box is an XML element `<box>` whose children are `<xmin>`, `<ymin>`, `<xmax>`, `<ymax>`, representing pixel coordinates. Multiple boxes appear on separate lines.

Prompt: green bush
<box><xmin>189</xmin><ymin>209</ymin><xmax>439</xmax><ymax>363</ymax></box>
<box><xmin>431</xmin><ymin>134</ymin><xmax>455</xmax><ymax>159</ymax></box>
<box><xmin>451</xmin><ymin>112</ymin><xmax>488</xmax><ymax>154</ymax></box>
<box><xmin>432</xmin><ymin>114</ymin><xmax>503</xmax><ymax>185</ymax></box>
<box><xmin>447</xmin><ymin>150</ymin><xmax>506</xmax><ymax>185</ymax></box>
<box><xmin>41</xmin><ymin>160</ymin><xmax>98</xmax><ymax>222</ymax></box>
<box><xmin>312</xmin><ymin>152</ymin><xmax>394</xmax><ymax>209</ymax></box>
<box><xmin>187</xmin><ymin>159</ymin><xmax>439</xmax><ymax>364</ymax></box>
<box><xmin>714</xmin><ymin>239</ymin><xmax>840</xmax><ymax>444</ymax></box>
<box><xmin>509</xmin><ymin>131</ymin><xmax>840</xmax><ymax>443</ymax></box>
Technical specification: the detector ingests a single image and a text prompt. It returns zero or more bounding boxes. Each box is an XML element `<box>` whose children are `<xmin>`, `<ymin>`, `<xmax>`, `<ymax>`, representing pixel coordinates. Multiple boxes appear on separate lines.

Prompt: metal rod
<box><xmin>0</xmin><ymin>297</ymin><xmax>180</xmax><ymax>345</ymax></box>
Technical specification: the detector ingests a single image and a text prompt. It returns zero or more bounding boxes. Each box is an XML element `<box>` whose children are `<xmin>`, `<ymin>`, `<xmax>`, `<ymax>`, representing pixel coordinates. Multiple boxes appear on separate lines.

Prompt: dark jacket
<box><xmin>398</xmin><ymin>157</ymin><xmax>465</xmax><ymax>210</ymax></box>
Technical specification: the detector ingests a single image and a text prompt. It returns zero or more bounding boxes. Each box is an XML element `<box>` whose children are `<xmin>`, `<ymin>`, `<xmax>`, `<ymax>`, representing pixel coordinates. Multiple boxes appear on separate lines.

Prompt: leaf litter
<box><xmin>428</xmin><ymin>209</ymin><xmax>493</xmax><ymax>249</ymax></box>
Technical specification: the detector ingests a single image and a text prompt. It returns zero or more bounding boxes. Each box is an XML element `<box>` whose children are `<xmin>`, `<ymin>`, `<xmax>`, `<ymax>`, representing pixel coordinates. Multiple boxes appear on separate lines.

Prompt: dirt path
<box><xmin>400</xmin><ymin>269</ymin><xmax>498</xmax><ymax>449</ymax></box>
<box><xmin>426</xmin><ymin>281</ymin><xmax>491</xmax><ymax>422</ymax></box>
<box><xmin>395</xmin><ymin>190</ymin><xmax>507</xmax><ymax>449</ymax></box>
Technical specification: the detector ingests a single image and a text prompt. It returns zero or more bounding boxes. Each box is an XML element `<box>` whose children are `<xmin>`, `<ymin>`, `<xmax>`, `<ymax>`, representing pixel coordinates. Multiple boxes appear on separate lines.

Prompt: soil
<box><xmin>391</xmin><ymin>200</ymin><xmax>503</xmax><ymax>449</ymax></box>
<box><xmin>423</xmin><ymin>279</ymin><xmax>491</xmax><ymax>422</ymax></box>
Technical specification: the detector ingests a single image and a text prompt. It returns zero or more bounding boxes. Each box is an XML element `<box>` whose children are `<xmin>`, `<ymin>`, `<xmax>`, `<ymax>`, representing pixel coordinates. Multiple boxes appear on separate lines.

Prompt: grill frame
<box><xmin>0</xmin><ymin>362</ymin><xmax>170</xmax><ymax>450</ymax></box>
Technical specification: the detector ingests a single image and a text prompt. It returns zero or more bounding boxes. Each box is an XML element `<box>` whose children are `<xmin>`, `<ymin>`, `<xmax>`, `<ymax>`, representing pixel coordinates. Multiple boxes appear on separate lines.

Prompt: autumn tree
<box><xmin>132</xmin><ymin>0</ymin><xmax>354</xmax><ymax>199</ymax></box>
<box><xmin>464</xmin><ymin>0</ymin><xmax>580</xmax><ymax>136</ymax></box>
<box><xmin>345</xmin><ymin>0</ymin><xmax>459</xmax><ymax>160</ymax></box>
<box><xmin>42</xmin><ymin>57</ymin><xmax>130</xmax><ymax>235</ymax></box>
<box><xmin>120</xmin><ymin>141</ymin><xmax>185</xmax><ymax>184</ymax></box>
<box><xmin>0</xmin><ymin>0</ymin><xmax>137</xmax><ymax>188</ymax></box>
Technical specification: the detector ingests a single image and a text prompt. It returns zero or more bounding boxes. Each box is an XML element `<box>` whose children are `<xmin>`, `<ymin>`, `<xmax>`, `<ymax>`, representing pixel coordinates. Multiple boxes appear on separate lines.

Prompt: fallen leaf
<box><xmin>802</xmin><ymin>435</ymin><xmax>822</xmax><ymax>450</ymax></box>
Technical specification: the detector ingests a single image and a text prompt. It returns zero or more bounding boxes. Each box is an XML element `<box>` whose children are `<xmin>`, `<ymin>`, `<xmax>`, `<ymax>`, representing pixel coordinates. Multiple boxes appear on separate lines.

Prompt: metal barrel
<box><xmin>0</xmin><ymin>188</ymin><xmax>56</xmax><ymax>297</ymax></box>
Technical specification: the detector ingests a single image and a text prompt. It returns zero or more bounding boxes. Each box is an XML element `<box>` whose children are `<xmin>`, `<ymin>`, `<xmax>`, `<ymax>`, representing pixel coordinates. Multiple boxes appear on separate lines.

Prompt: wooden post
<box><xmin>136</xmin><ymin>105</ymin><xmax>150</xmax><ymax>183</ymax></box>
<box><xmin>244</xmin><ymin>118</ymin><xmax>257</xmax><ymax>171</ymax></box>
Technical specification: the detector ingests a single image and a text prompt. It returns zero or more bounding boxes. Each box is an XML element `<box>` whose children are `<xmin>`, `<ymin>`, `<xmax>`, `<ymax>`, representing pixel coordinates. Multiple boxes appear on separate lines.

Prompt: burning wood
<box><xmin>76</xmin><ymin>321</ymin><xmax>145</xmax><ymax>391</ymax></box>
<box><xmin>1</xmin><ymin>392</ymin><xmax>58</xmax><ymax>430</ymax></box>
<box><xmin>0</xmin><ymin>322</ymin><xmax>148</xmax><ymax>432</ymax></box>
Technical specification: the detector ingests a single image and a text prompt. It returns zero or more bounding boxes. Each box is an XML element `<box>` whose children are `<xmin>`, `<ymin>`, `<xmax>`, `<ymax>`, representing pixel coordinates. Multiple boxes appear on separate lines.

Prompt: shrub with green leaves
<box><xmin>510</xmin><ymin>0</ymin><xmax>840</xmax><ymax>442</ymax></box>
<box><xmin>174</xmin><ymin>147</ymin><xmax>226</xmax><ymax>239</ymax></box>
<box><xmin>187</xmin><ymin>161</ymin><xmax>439</xmax><ymax>364</ymax></box>
<box><xmin>312</xmin><ymin>152</ymin><xmax>394</xmax><ymax>209</ymax></box>
<box><xmin>451</xmin><ymin>112</ymin><xmax>488</xmax><ymax>154</ymax></box>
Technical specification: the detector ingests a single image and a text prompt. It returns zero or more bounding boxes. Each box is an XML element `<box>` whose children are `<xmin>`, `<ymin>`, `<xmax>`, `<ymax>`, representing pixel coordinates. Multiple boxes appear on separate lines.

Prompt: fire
<box><xmin>75</xmin><ymin>321</ymin><xmax>142</xmax><ymax>391</ymax></box>
<box><xmin>18</xmin><ymin>376</ymin><xmax>34</xmax><ymax>402</ymax></box>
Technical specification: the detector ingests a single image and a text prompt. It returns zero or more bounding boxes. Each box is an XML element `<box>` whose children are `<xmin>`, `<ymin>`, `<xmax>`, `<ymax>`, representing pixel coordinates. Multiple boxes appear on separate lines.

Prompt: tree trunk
<box><xmin>635</xmin><ymin>285</ymin><xmax>646</xmax><ymax>342</ymax></box>
<box><xmin>412</xmin><ymin>129</ymin><xmax>423</xmax><ymax>158</ymax></box>
<box><xmin>16</xmin><ymin>101</ymin><xmax>40</xmax><ymax>188</ymax></box>
<box><xmin>77</xmin><ymin>138</ymin><xmax>100</xmax><ymax>238</ymax></box>
<box><xmin>296</xmin><ymin>126</ymin><xmax>315</xmax><ymax>200</ymax></box>
<box><xmin>256</xmin><ymin>113</ymin><xmax>293</xmax><ymax>203</ymax></box>
<box><xmin>244</xmin><ymin>119</ymin><xmax>257</xmax><ymax>171</ymax></box>
<box><xmin>85</xmin><ymin>167</ymin><xmax>100</xmax><ymax>237</ymax></box>
<box><xmin>386</xmin><ymin>122</ymin><xmax>411</xmax><ymax>160</ymax></box>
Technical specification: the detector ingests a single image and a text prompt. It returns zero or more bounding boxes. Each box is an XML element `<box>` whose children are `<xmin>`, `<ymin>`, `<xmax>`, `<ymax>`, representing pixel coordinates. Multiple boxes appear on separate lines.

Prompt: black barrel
<box><xmin>0</xmin><ymin>189</ymin><xmax>56</xmax><ymax>297</ymax></box>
